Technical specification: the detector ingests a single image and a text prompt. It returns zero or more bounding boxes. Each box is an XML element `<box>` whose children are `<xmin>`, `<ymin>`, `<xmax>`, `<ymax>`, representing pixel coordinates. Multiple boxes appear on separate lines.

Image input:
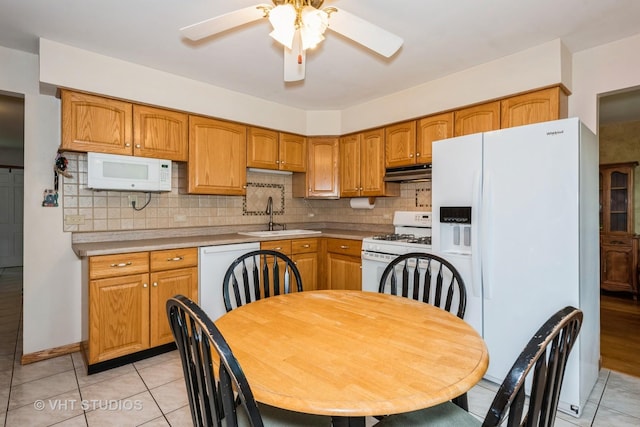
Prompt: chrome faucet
<box><xmin>266</xmin><ymin>196</ymin><xmax>286</xmax><ymax>231</ymax></box>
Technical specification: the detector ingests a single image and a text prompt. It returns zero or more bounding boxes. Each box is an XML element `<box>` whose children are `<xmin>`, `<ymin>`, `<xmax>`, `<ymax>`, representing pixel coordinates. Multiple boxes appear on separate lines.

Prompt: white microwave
<box><xmin>87</xmin><ymin>152</ymin><xmax>172</xmax><ymax>192</ymax></box>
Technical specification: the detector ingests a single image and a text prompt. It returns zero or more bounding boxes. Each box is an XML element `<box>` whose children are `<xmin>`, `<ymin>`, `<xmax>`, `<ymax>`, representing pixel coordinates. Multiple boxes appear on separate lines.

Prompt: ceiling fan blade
<box><xmin>180</xmin><ymin>5</ymin><xmax>268</xmax><ymax>41</ymax></box>
<box><xmin>284</xmin><ymin>32</ymin><xmax>305</xmax><ymax>82</ymax></box>
<box><xmin>327</xmin><ymin>8</ymin><xmax>403</xmax><ymax>58</ymax></box>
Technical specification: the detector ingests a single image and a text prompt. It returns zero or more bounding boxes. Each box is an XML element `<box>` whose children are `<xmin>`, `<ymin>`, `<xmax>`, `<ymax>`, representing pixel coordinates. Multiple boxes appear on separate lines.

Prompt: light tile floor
<box><xmin>2</xmin><ymin>266</ymin><xmax>640</xmax><ymax>426</ymax></box>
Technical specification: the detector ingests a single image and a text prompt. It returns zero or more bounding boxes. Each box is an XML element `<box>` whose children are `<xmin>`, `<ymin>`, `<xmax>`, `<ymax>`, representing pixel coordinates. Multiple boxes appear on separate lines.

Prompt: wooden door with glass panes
<box><xmin>600</xmin><ymin>162</ymin><xmax>637</xmax><ymax>234</ymax></box>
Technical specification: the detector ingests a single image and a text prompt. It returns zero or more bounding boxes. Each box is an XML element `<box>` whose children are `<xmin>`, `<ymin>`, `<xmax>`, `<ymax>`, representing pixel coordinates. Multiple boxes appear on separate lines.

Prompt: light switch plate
<box><xmin>65</xmin><ymin>214</ymin><xmax>85</xmax><ymax>225</ymax></box>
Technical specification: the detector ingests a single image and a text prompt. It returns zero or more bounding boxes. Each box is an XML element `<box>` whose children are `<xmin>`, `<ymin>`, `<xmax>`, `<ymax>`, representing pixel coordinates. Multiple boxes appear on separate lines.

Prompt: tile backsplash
<box><xmin>60</xmin><ymin>152</ymin><xmax>432</xmax><ymax>232</ymax></box>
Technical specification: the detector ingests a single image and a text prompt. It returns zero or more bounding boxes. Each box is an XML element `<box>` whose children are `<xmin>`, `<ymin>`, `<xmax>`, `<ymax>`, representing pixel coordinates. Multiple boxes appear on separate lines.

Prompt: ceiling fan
<box><xmin>180</xmin><ymin>0</ymin><xmax>403</xmax><ymax>82</ymax></box>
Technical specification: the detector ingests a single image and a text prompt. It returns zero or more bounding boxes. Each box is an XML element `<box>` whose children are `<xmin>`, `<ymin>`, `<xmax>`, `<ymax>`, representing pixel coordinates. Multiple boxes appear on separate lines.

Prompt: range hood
<box><xmin>384</xmin><ymin>164</ymin><xmax>432</xmax><ymax>182</ymax></box>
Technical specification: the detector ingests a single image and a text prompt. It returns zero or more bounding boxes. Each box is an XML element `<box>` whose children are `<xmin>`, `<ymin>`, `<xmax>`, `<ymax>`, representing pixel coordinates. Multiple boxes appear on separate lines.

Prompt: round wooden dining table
<box><xmin>214</xmin><ymin>290</ymin><xmax>489</xmax><ymax>426</ymax></box>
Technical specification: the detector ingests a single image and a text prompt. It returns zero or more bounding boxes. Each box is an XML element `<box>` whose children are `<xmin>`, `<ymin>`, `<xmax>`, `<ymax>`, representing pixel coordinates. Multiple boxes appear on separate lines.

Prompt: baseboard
<box><xmin>21</xmin><ymin>342</ymin><xmax>82</xmax><ymax>365</ymax></box>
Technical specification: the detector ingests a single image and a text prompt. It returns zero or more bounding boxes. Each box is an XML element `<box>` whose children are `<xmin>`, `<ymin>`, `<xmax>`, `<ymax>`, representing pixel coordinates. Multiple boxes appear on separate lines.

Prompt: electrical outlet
<box><xmin>65</xmin><ymin>214</ymin><xmax>85</xmax><ymax>225</ymax></box>
<box><xmin>128</xmin><ymin>195</ymin><xmax>138</xmax><ymax>207</ymax></box>
<box><xmin>383</xmin><ymin>213</ymin><xmax>392</xmax><ymax>220</ymax></box>
<box><xmin>174</xmin><ymin>214</ymin><xmax>187</xmax><ymax>222</ymax></box>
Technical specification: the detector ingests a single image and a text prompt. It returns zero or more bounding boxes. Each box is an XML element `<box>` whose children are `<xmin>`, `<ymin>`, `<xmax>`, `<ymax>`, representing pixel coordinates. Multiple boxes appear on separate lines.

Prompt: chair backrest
<box><xmin>223</xmin><ymin>249</ymin><xmax>303</xmax><ymax>312</ymax></box>
<box><xmin>378</xmin><ymin>252</ymin><xmax>467</xmax><ymax>318</ymax></box>
<box><xmin>483</xmin><ymin>306</ymin><xmax>583</xmax><ymax>427</ymax></box>
<box><xmin>166</xmin><ymin>295</ymin><xmax>264</xmax><ymax>427</ymax></box>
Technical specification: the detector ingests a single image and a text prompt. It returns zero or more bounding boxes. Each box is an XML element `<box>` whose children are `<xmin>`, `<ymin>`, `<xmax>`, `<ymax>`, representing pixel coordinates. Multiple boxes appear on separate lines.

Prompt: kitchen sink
<box><xmin>237</xmin><ymin>229</ymin><xmax>322</xmax><ymax>237</ymax></box>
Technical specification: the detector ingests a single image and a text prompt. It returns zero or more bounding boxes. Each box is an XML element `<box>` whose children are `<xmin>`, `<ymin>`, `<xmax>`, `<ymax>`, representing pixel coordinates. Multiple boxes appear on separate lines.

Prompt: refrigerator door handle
<box><xmin>481</xmin><ymin>172</ymin><xmax>493</xmax><ymax>299</ymax></box>
<box><xmin>471</xmin><ymin>170</ymin><xmax>482</xmax><ymax>298</ymax></box>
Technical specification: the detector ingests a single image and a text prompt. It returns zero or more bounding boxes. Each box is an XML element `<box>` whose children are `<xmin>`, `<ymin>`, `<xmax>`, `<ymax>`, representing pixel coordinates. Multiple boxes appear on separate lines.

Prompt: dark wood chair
<box><xmin>166</xmin><ymin>295</ymin><xmax>331</xmax><ymax>427</ymax></box>
<box><xmin>378</xmin><ymin>252</ymin><xmax>467</xmax><ymax>318</ymax></box>
<box><xmin>223</xmin><ymin>250</ymin><xmax>303</xmax><ymax>312</ymax></box>
<box><xmin>374</xmin><ymin>305</ymin><xmax>584</xmax><ymax>427</ymax></box>
<box><xmin>378</xmin><ymin>251</ymin><xmax>469</xmax><ymax>410</ymax></box>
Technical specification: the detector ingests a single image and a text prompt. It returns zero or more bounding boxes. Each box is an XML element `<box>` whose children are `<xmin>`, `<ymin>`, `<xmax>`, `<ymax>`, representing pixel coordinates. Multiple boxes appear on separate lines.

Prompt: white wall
<box><xmin>10</xmin><ymin>32</ymin><xmax>640</xmax><ymax>356</ymax></box>
<box><xmin>0</xmin><ymin>45</ymin><xmax>82</xmax><ymax>354</ymax></box>
<box><xmin>39</xmin><ymin>39</ymin><xmax>312</xmax><ymax>136</ymax></box>
<box><xmin>570</xmin><ymin>33</ymin><xmax>640</xmax><ymax>133</ymax></box>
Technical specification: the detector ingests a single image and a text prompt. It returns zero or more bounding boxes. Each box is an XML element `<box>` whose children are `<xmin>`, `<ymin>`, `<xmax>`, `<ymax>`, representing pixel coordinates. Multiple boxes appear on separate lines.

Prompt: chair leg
<box><xmin>452</xmin><ymin>392</ymin><xmax>469</xmax><ymax>411</ymax></box>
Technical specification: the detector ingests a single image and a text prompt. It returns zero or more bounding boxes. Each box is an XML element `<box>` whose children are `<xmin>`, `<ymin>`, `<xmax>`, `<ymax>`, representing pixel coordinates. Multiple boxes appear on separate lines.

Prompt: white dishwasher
<box><xmin>199</xmin><ymin>242</ymin><xmax>260</xmax><ymax>321</ymax></box>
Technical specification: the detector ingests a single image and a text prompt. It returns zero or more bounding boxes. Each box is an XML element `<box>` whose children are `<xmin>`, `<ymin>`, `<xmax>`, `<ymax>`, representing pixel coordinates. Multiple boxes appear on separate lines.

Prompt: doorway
<box><xmin>0</xmin><ymin>93</ymin><xmax>24</xmax><ymax>268</ymax></box>
<box><xmin>598</xmin><ymin>87</ymin><xmax>640</xmax><ymax>378</ymax></box>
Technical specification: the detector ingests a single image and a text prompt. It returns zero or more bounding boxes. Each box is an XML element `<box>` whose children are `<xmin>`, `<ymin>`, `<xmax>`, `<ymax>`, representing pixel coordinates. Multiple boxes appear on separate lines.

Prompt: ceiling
<box><xmin>1</xmin><ymin>0</ymin><xmax>640</xmax><ymax>149</ymax></box>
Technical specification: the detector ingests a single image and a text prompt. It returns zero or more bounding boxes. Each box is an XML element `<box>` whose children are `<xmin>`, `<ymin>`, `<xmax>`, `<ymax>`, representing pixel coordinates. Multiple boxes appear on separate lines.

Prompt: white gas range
<box><xmin>361</xmin><ymin>211</ymin><xmax>433</xmax><ymax>292</ymax></box>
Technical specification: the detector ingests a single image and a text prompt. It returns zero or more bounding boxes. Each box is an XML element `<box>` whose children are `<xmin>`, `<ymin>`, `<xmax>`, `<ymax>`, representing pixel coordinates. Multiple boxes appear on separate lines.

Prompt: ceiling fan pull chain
<box><xmin>298</xmin><ymin>53</ymin><xmax>303</xmax><ymax>64</ymax></box>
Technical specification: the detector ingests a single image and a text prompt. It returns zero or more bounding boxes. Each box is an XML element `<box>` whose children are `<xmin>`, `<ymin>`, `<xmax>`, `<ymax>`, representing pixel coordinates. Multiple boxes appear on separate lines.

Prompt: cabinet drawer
<box><xmin>601</xmin><ymin>235</ymin><xmax>634</xmax><ymax>246</ymax></box>
<box><xmin>150</xmin><ymin>247</ymin><xmax>198</xmax><ymax>271</ymax></box>
<box><xmin>261</xmin><ymin>240</ymin><xmax>292</xmax><ymax>255</ymax></box>
<box><xmin>89</xmin><ymin>252</ymin><xmax>149</xmax><ymax>280</ymax></box>
<box><xmin>292</xmin><ymin>238</ymin><xmax>318</xmax><ymax>254</ymax></box>
<box><xmin>326</xmin><ymin>238</ymin><xmax>362</xmax><ymax>257</ymax></box>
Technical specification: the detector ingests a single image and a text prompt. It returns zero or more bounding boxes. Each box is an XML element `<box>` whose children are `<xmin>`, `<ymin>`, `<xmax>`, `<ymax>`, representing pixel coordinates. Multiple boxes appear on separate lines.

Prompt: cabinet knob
<box><xmin>153</xmin><ymin>282</ymin><xmax>158</xmax><ymax>287</ymax></box>
<box><xmin>274</xmin><ymin>247</ymin><xmax>283</xmax><ymax>251</ymax></box>
<box><xmin>340</xmin><ymin>245</ymin><xmax>349</xmax><ymax>249</ymax></box>
<box><xmin>302</xmin><ymin>244</ymin><xmax>310</xmax><ymax>248</ymax></box>
<box><xmin>167</xmin><ymin>256</ymin><xmax>184</xmax><ymax>262</ymax></box>
<box><xmin>125</xmin><ymin>143</ymin><xmax>131</xmax><ymax>147</ymax></box>
<box><xmin>359</xmin><ymin>187</ymin><xmax>363</xmax><ymax>191</ymax></box>
<box><xmin>143</xmin><ymin>283</ymin><xmax>148</xmax><ymax>288</ymax></box>
<box><xmin>416</xmin><ymin>152</ymin><xmax>421</xmax><ymax>157</ymax></box>
<box><xmin>409</xmin><ymin>154</ymin><xmax>413</xmax><ymax>158</ymax></box>
<box><xmin>276</xmin><ymin>160</ymin><xmax>280</xmax><ymax>164</ymax></box>
<box><xmin>135</xmin><ymin>144</ymin><xmax>141</xmax><ymax>148</ymax></box>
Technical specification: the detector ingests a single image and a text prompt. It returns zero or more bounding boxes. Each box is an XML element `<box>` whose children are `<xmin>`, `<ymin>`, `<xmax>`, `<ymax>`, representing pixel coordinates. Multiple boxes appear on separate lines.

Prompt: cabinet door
<box><xmin>61</xmin><ymin>90</ymin><xmax>133</xmax><ymax>155</ymax></box>
<box><xmin>500</xmin><ymin>86</ymin><xmax>568</xmax><ymax>129</ymax></box>
<box><xmin>89</xmin><ymin>273</ymin><xmax>150</xmax><ymax>364</ymax></box>
<box><xmin>454</xmin><ymin>101</ymin><xmax>500</xmax><ymax>136</ymax></box>
<box><xmin>361</xmin><ymin>128</ymin><xmax>393</xmax><ymax>196</ymax></box>
<box><xmin>601</xmin><ymin>244</ymin><xmax>635</xmax><ymax>293</ymax></box>
<box><xmin>247</xmin><ymin>127</ymin><xmax>279</xmax><ymax>170</ymax></box>
<box><xmin>385</xmin><ymin>121</ymin><xmax>417</xmax><ymax>168</ymax></box>
<box><xmin>150</xmin><ymin>267</ymin><xmax>198</xmax><ymax>347</ymax></box>
<box><xmin>188</xmin><ymin>116</ymin><xmax>247</xmax><ymax>195</ymax></box>
<box><xmin>417</xmin><ymin>112</ymin><xmax>454</xmax><ymax>164</ymax></box>
<box><xmin>292</xmin><ymin>252</ymin><xmax>318</xmax><ymax>291</ymax></box>
<box><xmin>326</xmin><ymin>239</ymin><xmax>362</xmax><ymax>290</ymax></box>
<box><xmin>133</xmin><ymin>105</ymin><xmax>188</xmax><ymax>161</ymax></box>
<box><xmin>600</xmin><ymin>164</ymin><xmax>637</xmax><ymax>234</ymax></box>
<box><xmin>279</xmin><ymin>133</ymin><xmax>307</xmax><ymax>172</ymax></box>
<box><xmin>339</xmin><ymin>134</ymin><xmax>361</xmax><ymax>198</ymax></box>
<box><xmin>327</xmin><ymin>253</ymin><xmax>361</xmax><ymax>290</ymax></box>
<box><xmin>295</xmin><ymin>137</ymin><xmax>339</xmax><ymax>199</ymax></box>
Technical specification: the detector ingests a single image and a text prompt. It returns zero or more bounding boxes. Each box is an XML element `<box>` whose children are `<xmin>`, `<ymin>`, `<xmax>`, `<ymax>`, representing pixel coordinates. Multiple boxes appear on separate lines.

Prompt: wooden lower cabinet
<box><xmin>600</xmin><ymin>235</ymin><xmax>638</xmax><ymax>299</ymax></box>
<box><xmin>325</xmin><ymin>238</ymin><xmax>362</xmax><ymax>290</ymax></box>
<box><xmin>89</xmin><ymin>273</ymin><xmax>150</xmax><ymax>364</ymax></box>
<box><xmin>86</xmin><ymin>248</ymin><xmax>198</xmax><ymax>369</ymax></box>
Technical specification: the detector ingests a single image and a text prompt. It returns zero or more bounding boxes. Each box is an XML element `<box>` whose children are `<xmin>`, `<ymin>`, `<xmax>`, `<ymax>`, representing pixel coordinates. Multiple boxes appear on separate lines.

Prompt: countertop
<box><xmin>72</xmin><ymin>228</ymin><xmax>376</xmax><ymax>257</ymax></box>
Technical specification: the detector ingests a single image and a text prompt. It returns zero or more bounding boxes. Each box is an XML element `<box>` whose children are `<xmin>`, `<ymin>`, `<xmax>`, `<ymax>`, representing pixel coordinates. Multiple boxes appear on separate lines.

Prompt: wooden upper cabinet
<box><xmin>454</xmin><ymin>101</ymin><xmax>500</xmax><ymax>136</ymax></box>
<box><xmin>188</xmin><ymin>115</ymin><xmax>247</xmax><ymax>195</ymax></box>
<box><xmin>247</xmin><ymin>128</ymin><xmax>306</xmax><ymax>172</ymax></box>
<box><xmin>61</xmin><ymin>90</ymin><xmax>189</xmax><ymax>161</ymax></box>
<box><xmin>133</xmin><ymin>105</ymin><xmax>188</xmax><ymax>161</ymax></box>
<box><xmin>385</xmin><ymin>121</ymin><xmax>417</xmax><ymax>168</ymax></box>
<box><xmin>417</xmin><ymin>112</ymin><xmax>454</xmax><ymax>164</ymax></box>
<box><xmin>293</xmin><ymin>137</ymin><xmax>339</xmax><ymax>199</ymax></box>
<box><xmin>61</xmin><ymin>90</ymin><xmax>133</xmax><ymax>155</ymax></box>
<box><xmin>339</xmin><ymin>133</ymin><xmax>361</xmax><ymax>198</ymax></box>
<box><xmin>278</xmin><ymin>132</ymin><xmax>306</xmax><ymax>172</ymax></box>
<box><xmin>247</xmin><ymin>127</ymin><xmax>280</xmax><ymax>170</ymax></box>
<box><xmin>501</xmin><ymin>86</ymin><xmax>568</xmax><ymax>129</ymax></box>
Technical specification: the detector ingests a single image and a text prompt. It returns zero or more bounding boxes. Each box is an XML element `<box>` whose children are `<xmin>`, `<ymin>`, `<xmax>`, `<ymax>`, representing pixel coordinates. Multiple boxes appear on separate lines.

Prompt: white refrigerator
<box><xmin>431</xmin><ymin>118</ymin><xmax>600</xmax><ymax>417</ymax></box>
